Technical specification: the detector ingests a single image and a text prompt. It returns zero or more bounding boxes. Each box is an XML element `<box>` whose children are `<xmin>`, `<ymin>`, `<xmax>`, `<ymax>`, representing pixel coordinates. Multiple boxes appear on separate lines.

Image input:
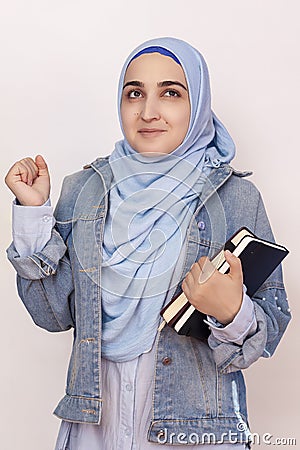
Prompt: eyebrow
<box><xmin>123</xmin><ymin>80</ymin><xmax>187</xmax><ymax>91</ymax></box>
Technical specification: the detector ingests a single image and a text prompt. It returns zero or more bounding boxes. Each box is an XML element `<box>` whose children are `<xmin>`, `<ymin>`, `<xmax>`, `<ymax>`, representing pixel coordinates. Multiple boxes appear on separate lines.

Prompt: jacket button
<box><xmin>162</xmin><ymin>356</ymin><xmax>172</xmax><ymax>365</ymax></box>
<box><xmin>197</xmin><ymin>220</ymin><xmax>205</xmax><ymax>230</ymax></box>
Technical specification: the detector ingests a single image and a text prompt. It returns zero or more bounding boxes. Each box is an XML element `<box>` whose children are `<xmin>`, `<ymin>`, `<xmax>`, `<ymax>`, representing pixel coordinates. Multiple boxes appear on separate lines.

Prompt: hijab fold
<box><xmin>100</xmin><ymin>37</ymin><xmax>235</xmax><ymax>362</ymax></box>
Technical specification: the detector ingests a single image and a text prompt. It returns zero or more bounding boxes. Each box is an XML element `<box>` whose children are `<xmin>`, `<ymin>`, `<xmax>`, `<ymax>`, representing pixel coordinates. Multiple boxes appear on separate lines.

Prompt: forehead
<box><xmin>124</xmin><ymin>52</ymin><xmax>187</xmax><ymax>84</ymax></box>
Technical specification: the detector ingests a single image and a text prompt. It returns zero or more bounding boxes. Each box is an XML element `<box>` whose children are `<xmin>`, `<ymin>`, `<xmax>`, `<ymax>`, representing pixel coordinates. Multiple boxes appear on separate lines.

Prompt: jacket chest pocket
<box><xmin>193</xmin><ymin>191</ymin><xmax>229</xmax><ymax>259</ymax></box>
<box><xmin>187</xmin><ymin>215</ymin><xmax>224</xmax><ymax>267</ymax></box>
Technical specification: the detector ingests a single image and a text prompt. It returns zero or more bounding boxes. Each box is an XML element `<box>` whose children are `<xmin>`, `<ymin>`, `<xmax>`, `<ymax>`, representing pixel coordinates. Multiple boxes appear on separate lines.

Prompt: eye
<box><xmin>163</xmin><ymin>89</ymin><xmax>180</xmax><ymax>97</ymax></box>
<box><xmin>127</xmin><ymin>90</ymin><xmax>143</xmax><ymax>99</ymax></box>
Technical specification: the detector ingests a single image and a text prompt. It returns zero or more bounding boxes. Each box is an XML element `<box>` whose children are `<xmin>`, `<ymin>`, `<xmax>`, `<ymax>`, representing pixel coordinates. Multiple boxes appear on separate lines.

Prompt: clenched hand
<box><xmin>5</xmin><ymin>155</ymin><xmax>50</xmax><ymax>206</ymax></box>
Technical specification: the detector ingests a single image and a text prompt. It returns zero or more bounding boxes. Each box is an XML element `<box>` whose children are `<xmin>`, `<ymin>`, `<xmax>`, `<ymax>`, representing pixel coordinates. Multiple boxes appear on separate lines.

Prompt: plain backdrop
<box><xmin>0</xmin><ymin>1</ymin><xmax>299</xmax><ymax>449</ymax></box>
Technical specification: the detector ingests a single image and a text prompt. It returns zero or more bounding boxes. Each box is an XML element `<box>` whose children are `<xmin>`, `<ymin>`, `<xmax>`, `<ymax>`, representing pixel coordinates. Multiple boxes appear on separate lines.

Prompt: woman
<box><xmin>5</xmin><ymin>37</ymin><xmax>290</xmax><ymax>449</ymax></box>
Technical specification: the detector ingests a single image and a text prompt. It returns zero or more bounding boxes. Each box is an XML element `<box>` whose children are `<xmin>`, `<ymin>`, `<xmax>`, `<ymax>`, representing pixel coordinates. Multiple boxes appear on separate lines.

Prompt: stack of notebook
<box><xmin>159</xmin><ymin>226</ymin><xmax>288</xmax><ymax>340</ymax></box>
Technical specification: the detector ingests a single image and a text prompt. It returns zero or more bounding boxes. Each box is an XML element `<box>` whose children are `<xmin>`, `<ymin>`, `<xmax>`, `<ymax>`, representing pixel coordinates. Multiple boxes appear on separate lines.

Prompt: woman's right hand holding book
<box><xmin>182</xmin><ymin>250</ymin><xmax>244</xmax><ymax>326</ymax></box>
<box><xmin>5</xmin><ymin>155</ymin><xmax>50</xmax><ymax>206</ymax></box>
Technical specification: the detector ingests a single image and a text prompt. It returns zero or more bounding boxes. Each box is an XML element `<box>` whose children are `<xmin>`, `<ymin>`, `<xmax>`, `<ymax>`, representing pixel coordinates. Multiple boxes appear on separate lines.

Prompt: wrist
<box><xmin>214</xmin><ymin>296</ymin><xmax>243</xmax><ymax>326</ymax></box>
<box><xmin>16</xmin><ymin>195</ymin><xmax>50</xmax><ymax>206</ymax></box>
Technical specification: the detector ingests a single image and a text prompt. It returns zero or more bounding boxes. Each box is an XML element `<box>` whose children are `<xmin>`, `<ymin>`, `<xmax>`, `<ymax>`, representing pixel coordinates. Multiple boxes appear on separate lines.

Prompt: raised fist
<box><xmin>5</xmin><ymin>155</ymin><xmax>51</xmax><ymax>206</ymax></box>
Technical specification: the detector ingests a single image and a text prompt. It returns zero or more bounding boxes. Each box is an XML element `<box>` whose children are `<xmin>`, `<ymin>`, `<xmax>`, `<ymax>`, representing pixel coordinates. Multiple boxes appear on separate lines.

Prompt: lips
<box><xmin>138</xmin><ymin>128</ymin><xmax>167</xmax><ymax>137</ymax></box>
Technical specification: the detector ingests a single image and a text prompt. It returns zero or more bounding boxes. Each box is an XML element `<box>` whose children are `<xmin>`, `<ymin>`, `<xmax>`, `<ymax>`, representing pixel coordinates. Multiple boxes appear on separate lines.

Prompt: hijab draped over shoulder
<box><xmin>101</xmin><ymin>37</ymin><xmax>235</xmax><ymax>362</ymax></box>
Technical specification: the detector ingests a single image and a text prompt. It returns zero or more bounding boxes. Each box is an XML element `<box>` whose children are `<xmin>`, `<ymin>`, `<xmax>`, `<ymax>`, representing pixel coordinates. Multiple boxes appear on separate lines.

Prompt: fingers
<box><xmin>18</xmin><ymin>157</ymin><xmax>39</xmax><ymax>186</ymax></box>
<box><xmin>181</xmin><ymin>278</ymin><xmax>191</xmax><ymax>298</ymax></box>
<box><xmin>184</xmin><ymin>257</ymin><xmax>215</xmax><ymax>287</ymax></box>
<box><xmin>182</xmin><ymin>262</ymin><xmax>198</xmax><ymax>298</ymax></box>
<box><xmin>182</xmin><ymin>251</ymin><xmax>243</xmax><ymax>299</ymax></box>
<box><xmin>196</xmin><ymin>257</ymin><xmax>216</xmax><ymax>283</ymax></box>
<box><xmin>5</xmin><ymin>157</ymin><xmax>38</xmax><ymax>187</ymax></box>
<box><xmin>224</xmin><ymin>250</ymin><xmax>243</xmax><ymax>283</ymax></box>
<box><xmin>195</xmin><ymin>253</ymin><xmax>242</xmax><ymax>282</ymax></box>
<box><xmin>5</xmin><ymin>155</ymin><xmax>49</xmax><ymax>187</ymax></box>
<box><xmin>35</xmin><ymin>154</ymin><xmax>49</xmax><ymax>175</ymax></box>
<box><xmin>5</xmin><ymin>155</ymin><xmax>51</xmax><ymax>205</ymax></box>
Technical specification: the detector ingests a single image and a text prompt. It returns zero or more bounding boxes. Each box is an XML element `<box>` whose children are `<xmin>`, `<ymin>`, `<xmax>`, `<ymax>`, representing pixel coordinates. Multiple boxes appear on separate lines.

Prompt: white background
<box><xmin>0</xmin><ymin>1</ymin><xmax>299</xmax><ymax>448</ymax></box>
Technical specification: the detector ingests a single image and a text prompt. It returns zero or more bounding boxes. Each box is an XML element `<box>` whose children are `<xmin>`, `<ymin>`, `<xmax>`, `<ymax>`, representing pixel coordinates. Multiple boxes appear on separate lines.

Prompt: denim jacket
<box><xmin>7</xmin><ymin>157</ymin><xmax>290</xmax><ymax>445</ymax></box>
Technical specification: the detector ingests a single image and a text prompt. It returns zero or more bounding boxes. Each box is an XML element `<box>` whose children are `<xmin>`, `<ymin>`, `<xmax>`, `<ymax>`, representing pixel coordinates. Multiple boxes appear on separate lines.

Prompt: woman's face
<box><xmin>120</xmin><ymin>53</ymin><xmax>190</xmax><ymax>155</ymax></box>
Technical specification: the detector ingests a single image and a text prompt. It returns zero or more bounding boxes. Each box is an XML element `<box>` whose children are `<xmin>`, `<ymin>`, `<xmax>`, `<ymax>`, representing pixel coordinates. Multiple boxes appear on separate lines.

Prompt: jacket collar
<box><xmin>87</xmin><ymin>156</ymin><xmax>252</xmax><ymax>208</ymax></box>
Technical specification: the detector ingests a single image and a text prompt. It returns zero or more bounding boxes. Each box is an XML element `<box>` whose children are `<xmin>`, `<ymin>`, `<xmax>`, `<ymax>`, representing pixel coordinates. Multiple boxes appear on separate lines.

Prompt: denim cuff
<box><xmin>6</xmin><ymin>228</ymin><xmax>67</xmax><ymax>280</ymax></box>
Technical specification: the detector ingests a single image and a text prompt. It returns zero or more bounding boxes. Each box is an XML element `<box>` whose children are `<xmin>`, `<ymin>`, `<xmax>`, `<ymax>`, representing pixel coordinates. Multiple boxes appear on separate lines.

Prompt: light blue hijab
<box><xmin>101</xmin><ymin>37</ymin><xmax>235</xmax><ymax>362</ymax></box>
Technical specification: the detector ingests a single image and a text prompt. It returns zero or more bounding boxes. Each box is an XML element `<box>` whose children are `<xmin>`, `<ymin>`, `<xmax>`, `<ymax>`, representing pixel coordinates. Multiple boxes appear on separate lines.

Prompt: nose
<box><xmin>141</xmin><ymin>95</ymin><xmax>161</xmax><ymax>122</ymax></box>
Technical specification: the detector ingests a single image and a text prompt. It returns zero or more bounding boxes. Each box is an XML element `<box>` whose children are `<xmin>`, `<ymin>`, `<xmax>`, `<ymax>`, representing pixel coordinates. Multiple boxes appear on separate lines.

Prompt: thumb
<box><xmin>224</xmin><ymin>250</ymin><xmax>243</xmax><ymax>282</ymax></box>
<box><xmin>35</xmin><ymin>154</ymin><xmax>49</xmax><ymax>175</ymax></box>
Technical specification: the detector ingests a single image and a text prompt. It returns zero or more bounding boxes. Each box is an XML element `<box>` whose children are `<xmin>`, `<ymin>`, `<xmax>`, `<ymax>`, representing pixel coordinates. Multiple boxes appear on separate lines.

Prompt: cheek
<box><xmin>120</xmin><ymin>105</ymin><xmax>134</xmax><ymax>137</ymax></box>
<box><xmin>165</xmin><ymin>99</ymin><xmax>189</xmax><ymax>120</ymax></box>
<box><xmin>172</xmin><ymin>106</ymin><xmax>190</xmax><ymax>135</ymax></box>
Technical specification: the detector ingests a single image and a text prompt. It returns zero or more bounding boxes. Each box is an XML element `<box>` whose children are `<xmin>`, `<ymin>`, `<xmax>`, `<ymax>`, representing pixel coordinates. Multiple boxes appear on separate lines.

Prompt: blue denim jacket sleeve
<box><xmin>208</xmin><ymin>192</ymin><xmax>291</xmax><ymax>373</ymax></box>
<box><xmin>6</xmin><ymin>177</ymin><xmax>75</xmax><ymax>332</ymax></box>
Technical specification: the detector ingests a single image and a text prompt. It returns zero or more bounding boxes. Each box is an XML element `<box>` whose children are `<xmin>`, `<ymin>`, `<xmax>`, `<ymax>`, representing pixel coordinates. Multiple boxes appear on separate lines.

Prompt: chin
<box><xmin>135</xmin><ymin>149</ymin><xmax>173</xmax><ymax>156</ymax></box>
<box><xmin>132</xmin><ymin>142</ymin><xmax>174</xmax><ymax>155</ymax></box>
